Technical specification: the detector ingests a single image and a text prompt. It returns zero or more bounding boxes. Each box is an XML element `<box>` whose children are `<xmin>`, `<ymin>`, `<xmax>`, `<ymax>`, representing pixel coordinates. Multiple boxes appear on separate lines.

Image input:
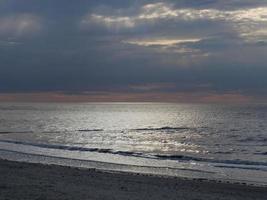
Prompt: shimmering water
<box><xmin>0</xmin><ymin>103</ymin><xmax>266</xmax><ymax>184</ymax></box>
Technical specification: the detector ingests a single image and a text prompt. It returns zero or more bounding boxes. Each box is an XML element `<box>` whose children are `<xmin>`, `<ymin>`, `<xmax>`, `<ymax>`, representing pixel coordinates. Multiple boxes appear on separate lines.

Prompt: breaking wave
<box><xmin>1</xmin><ymin>139</ymin><xmax>267</xmax><ymax>171</ymax></box>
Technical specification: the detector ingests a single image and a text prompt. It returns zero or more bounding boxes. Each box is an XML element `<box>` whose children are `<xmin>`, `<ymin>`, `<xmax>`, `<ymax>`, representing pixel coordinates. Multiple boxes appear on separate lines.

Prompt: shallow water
<box><xmin>0</xmin><ymin>102</ymin><xmax>266</xmax><ymax>184</ymax></box>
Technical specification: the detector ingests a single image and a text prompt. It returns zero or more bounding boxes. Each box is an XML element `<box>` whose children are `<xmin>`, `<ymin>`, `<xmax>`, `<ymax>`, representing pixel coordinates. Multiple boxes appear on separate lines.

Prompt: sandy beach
<box><xmin>0</xmin><ymin>159</ymin><xmax>266</xmax><ymax>200</ymax></box>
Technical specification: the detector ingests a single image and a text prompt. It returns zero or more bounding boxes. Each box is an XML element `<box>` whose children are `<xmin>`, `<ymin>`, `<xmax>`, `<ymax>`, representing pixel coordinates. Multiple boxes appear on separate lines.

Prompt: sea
<box><xmin>0</xmin><ymin>102</ymin><xmax>266</xmax><ymax>185</ymax></box>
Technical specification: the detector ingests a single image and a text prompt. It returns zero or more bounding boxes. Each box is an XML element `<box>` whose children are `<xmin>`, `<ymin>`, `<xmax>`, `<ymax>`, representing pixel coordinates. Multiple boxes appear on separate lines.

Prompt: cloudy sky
<box><xmin>0</xmin><ymin>0</ymin><xmax>267</xmax><ymax>102</ymax></box>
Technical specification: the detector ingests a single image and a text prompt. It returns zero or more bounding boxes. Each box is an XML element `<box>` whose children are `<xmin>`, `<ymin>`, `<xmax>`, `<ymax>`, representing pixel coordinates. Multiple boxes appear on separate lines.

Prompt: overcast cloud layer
<box><xmin>0</xmin><ymin>0</ymin><xmax>267</xmax><ymax>102</ymax></box>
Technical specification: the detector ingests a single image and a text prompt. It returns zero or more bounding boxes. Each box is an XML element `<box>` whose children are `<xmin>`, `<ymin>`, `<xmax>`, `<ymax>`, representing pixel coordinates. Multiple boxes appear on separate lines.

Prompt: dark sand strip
<box><xmin>0</xmin><ymin>159</ymin><xmax>266</xmax><ymax>200</ymax></box>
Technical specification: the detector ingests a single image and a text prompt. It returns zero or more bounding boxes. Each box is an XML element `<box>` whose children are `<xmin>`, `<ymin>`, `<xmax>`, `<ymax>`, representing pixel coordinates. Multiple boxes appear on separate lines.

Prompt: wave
<box><xmin>0</xmin><ymin>139</ymin><xmax>108</xmax><ymax>152</ymax></box>
<box><xmin>0</xmin><ymin>129</ymin><xmax>104</xmax><ymax>135</ymax></box>
<box><xmin>229</xmin><ymin>129</ymin><xmax>240</xmax><ymax>132</ymax></box>
<box><xmin>1</xmin><ymin>139</ymin><xmax>267</xmax><ymax>171</ymax></box>
<box><xmin>131</xmin><ymin>126</ymin><xmax>193</xmax><ymax>131</ymax></box>
<box><xmin>0</xmin><ymin>126</ymin><xmax>207</xmax><ymax>135</ymax></box>
<box><xmin>215</xmin><ymin>165</ymin><xmax>267</xmax><ymax>171</ymax></box>
<box><xmin>238</xmin><ymin>137</ymin><xmax>267</xmax><ymax>143</ymax></box>
<box><xmin>0</xmin><ymin>131</ymin><xmax>34</xmax><ymax>134</ymax></box>
<box><xmin>254</xmin><ymin>152</ymin><xmax>267</xmax><ymax>155</ymax></box>
<box><xmin>42</xmin><ymin>131</ymin><xmax>65</xmax><ymax>134</ymax></box>
<box><xmin>0</xmin><ymin>140</ymin><xmax>144</xmax><ymax>158</ymax></box>
<box><xmin>154</xmin><ymin>154</ymin><xmax>267</xmax><ymax>168</ymax></box>
<box><xmin>0</xmin><ymin>148</ymin><xmax>216</xmax><ymax>175</ymax></box>
<box><xmin>214</xmin><ymin>151</ymin><xmax>233</xmax><ymax>155</ymax></box>
<box><xmin>77</xmin><ymin>129</ymin><xmax>104</xmax><ymax>132</ymax></box>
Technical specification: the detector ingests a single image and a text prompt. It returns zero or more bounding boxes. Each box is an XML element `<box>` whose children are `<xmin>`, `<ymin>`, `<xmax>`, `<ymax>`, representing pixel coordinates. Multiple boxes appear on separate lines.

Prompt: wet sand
<box><xmin>0</xmin><ymin>159</ymin><xmax>266</xmax><ymax>200</ymax></box>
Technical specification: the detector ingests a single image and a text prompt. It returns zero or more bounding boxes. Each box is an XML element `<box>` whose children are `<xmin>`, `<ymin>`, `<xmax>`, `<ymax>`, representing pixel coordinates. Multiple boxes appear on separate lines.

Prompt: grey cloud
<box><xmin>0</xmin><ymin>0</ymin><xmax>267</xmax><ymax>99</ymax></box>
<box><xmin>0</xmin><ymin>14</ymin><xmax>41</xmax><ymax>38</ymax></box>
<box><xmin>83</xmin><ymin>2</ymin><xmax>267</xmax><ymax>27</ymax></box>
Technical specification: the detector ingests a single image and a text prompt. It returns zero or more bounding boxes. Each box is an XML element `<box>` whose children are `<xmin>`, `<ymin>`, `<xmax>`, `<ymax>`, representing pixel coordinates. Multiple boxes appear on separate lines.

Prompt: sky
<box><xmin>0</xmin><ymin>0</ymin><xmax>267</xmax><ymax>103</ymax></box>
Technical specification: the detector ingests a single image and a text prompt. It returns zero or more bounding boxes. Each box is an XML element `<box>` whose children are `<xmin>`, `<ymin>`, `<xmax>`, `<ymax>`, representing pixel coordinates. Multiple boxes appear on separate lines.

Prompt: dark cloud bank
<box><xmin>0</xmin><ymin>0</ymin><xmax>267</xmax><ymax>102</ymax></box>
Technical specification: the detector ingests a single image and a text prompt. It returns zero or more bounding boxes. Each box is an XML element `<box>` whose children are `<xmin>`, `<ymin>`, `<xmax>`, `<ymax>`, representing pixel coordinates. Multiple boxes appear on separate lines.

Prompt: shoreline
<box><xmin>1</xmin><ymin>147</ymin><xmax>267</xmax><ymax>187</ymax></box>
<box><xmin>1</xmin><ymin>159</ymin><xmax>267</xmax><ymax>200</ymax></box>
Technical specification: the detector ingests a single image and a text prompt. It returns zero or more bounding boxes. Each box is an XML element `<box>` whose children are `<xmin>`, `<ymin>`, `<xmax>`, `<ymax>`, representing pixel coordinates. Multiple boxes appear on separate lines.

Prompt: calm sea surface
<box><xmin>0</xmin><ymin>103</ymin><xmax>266</xmax><ymax>185</ymax></box>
